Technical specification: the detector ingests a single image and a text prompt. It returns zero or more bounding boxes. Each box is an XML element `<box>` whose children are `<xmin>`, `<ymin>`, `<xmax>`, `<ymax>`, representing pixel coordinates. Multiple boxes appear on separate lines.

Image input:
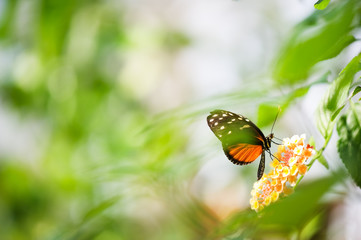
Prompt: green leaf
<box><xmin>330</xmin><ymin>105</ymin><xmax>344</xmax><ymax>121</ymax></box>
<box><xmin>273</xmin><ymin>0</ymin><xmax>357</xmax><ymax>84</ymax></box>
<box><xmin>330</xmin><ymin>86</ymin><xmax>361</xmax><ymax>121</ymax></box>
<box><xmin>314</xmin><ymin>0</ymin><xmax>331</xmax><ymax>10</ymax></box>
<box><xmin>82</xmin><ymin>196</ymin><xmax>120</xmax><ymax>223</ymax></box>
<box><xmin>316</xmin><ymin>53</ymin><xmax>361</xmax><ymax>139</ymax></box>
<box><xmin>257</xmin><ymin>104</ymin><xmax>279</xmax><ymax>128</ymax></box>
<box><xmin>215</xmin><ymin>174</ymin><xmax>344</xmax><ymax>239</ymax></box>
<box><xmin>317</xmin><ymin>154</ymin><xmax>329</xmax><ymax>169</ymax></box>
<box><xmin>336</xmin><ymin>102</ymin><xmax>361</xmax><ymax>188</ymax></box>
<box><xmin>257</xmin><ymin>85</ymin><xmax>312</xmax><ymax>128</ymax></box>
<box><xmin>287</xmin><ymin>85</ymin><xmax>311</xmax><ymax>100</ymax></box>
<box><xmin>259</xmin><ymin>174</ymin><xmax>341</xmax><ymax>230</ymax></box>
<box><xmin>299</xmin><ymin>212</ymin><xmax>325</xmax><ymax>240</ymax></box>
<box><xmin>322</xmin><ymin>35</ymin><xmax>356</xmax><ymax>60</ymax></box>
<box><xmin>352</xmin><ymin>86</ymin><xmax>361</xmax><ymax>98</ymax></box>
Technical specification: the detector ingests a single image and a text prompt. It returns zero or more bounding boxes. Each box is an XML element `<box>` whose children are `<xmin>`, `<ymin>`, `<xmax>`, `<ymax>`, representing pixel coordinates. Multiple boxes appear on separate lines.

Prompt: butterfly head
<box><xmin>265</xmin><ymin>133</ymin><xmax>274</xmax><ymax>150</ymax></box>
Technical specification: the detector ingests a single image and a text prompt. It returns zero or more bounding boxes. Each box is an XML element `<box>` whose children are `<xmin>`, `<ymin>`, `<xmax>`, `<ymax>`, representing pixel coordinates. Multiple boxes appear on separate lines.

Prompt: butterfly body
<box><xmin>207</xmin><ymin>110</ymin><xmax>274</xmax><ymax>180</ymax></box>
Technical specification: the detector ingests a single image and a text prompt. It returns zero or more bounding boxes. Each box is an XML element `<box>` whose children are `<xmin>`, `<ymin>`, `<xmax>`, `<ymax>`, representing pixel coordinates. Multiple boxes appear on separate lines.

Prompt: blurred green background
<box><xmin>0</xmin><ymin>0</ymin><xmax>360</xmax><ymax>239</ymax></box>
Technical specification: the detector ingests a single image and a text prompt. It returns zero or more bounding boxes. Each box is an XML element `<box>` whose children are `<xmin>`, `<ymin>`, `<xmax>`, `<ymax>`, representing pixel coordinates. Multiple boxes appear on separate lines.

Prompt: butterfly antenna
<box><xmin>270</xmin><ymin>106</ymin><xmax>281</xmax><ymax>134</ymax></box>
<box><xmin>273</xmin><ymin>136</ymin><xmax>283</xmax><ymax>141</ymax></box>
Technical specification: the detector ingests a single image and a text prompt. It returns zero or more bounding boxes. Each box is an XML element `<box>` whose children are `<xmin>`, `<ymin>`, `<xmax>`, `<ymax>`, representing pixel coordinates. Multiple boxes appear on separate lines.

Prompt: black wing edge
<box><xmin>209</xmin><ymin>109</ymin><xmax>238</xmax><ymax>116</ymax></box>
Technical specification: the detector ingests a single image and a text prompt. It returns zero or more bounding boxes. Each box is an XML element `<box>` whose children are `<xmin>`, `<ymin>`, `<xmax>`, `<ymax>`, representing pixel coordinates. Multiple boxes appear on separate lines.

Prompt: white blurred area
<box><xmin>120</xmin><ymin>0</ymin><xmax>315</xmax><ymax>111</ymax></box>
<box><xmin>1</xmin><ymin>0</ymin><xmax>361</xmax><ymax>238</ymax></box>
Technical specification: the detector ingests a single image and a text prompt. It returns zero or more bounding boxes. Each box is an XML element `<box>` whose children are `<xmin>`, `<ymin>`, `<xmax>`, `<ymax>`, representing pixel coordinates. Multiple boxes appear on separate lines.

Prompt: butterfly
<box><xmin>207</xmin><ymin>109</ymin><xmax>278</xmax><ymax>180</ymax></box>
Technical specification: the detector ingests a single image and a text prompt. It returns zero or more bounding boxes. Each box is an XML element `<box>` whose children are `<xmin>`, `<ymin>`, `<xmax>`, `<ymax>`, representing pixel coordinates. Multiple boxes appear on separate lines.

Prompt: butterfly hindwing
<box><xmin>207</xmin><ymin>110</ymin><xmax>266</xmax><ymax>165</ymax></box>
<box><xmin>225</xmin><ymin>143</ymin><xmax>263</xmax><ymax>165</ymax></box>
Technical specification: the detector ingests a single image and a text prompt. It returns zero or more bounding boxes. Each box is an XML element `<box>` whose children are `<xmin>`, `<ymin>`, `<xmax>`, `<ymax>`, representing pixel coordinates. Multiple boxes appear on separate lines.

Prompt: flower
<box><xmin>250</xmin><ymin>134</ymin><xmax>315</xmax><ymax>212</ymax></box>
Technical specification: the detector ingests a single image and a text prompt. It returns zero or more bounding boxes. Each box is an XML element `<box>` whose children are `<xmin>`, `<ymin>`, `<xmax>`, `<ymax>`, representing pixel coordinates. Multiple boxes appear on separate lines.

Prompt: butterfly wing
<box><xmin>207</xmin><ymin>110</ymin><xmax>266</xmax><ymax>165</ymax></box>
<box><xmin>225</xmin><ymin>143</ymin><xmax>263</xmax><ymax>165</ymax></box>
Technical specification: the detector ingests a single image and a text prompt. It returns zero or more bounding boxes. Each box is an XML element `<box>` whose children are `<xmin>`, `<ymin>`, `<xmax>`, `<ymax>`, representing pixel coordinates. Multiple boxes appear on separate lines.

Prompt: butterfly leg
<box><xmin>268</xmin><ymin>150</ymin><xmax>281</xmax><ymax>162</ymax></box>
<box><xmin>257</xmin><ymin>151</ymin><xmax>265</xmax><ymax>180</ymax></box>
<box><xmin>271</xmin><ymin>140</ymin><xmax>282</xmax><ymax>145</ymax></box>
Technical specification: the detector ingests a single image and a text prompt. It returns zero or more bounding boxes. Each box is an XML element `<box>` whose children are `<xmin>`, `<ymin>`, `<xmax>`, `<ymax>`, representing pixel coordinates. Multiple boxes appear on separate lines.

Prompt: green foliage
<box><xmin>213</xmin><ymin>174</ymin><xmax>341</xmax><ymax>239</ymax></box>
<box><xmin>311</xmin><ymin>52</ymin><xmax>361</xmax><ymax>171</ymax></box>
<box><xmin>314</xmin><ymin>0</ymin><xmax>331</xmax><ymax>10</ymax></box>
<box><xmin>312</xmin><ymin>38</ymin><xmax>361</xmax><ymax>178</ymax></box>
<box><xmin>316</xmin><ymin>53</ymin><xmax>361</xmax><ymax>140</ymax></box>
<box><xmin>0</xmin><ymin>0</ymin><xmax>360</xmax><ymax>239</ymax></box>
<box><xmin>0</xmin><ymin>1</ymin><xmax>194</xmax><ymax>239</ymax></box>
<box><xmin>331</xmin><ymin>86</ymin><xmax>361</xmax><ymax>121</ymax></box>
<box><xmin>337</xmin><ymin>102</ymin><xmax>361</xmax><ymax>188</ymax></box>
<box><xmin>257</xmin><ymin>103</ymin><xmax>279</xmax><ymax>128</ymax></box>
<box><xmin>352</xmin><ymin>86</ymin><xmax>361</xmax><ymax>100</ymax></box>
<box><xmin>257</xmin><ymin>78</ymin><xmax>326</xmax><ymax>128</ymax></box>
<box><xmin>273</xmin><ymin>0</ymin><xmax>357</xmax><ymax>84</ymax></box>
<box><xmin>309</xmin><ymin>0</ymin><xmax>361</xmax><ymax>189</ymax></box>
<box><xmin>316</xmin><ymin>154</ymin><xmax>329</xmax><ymax>169</ymax></box>
<box><xmin>259</xmin><ymin>173</ymin><xmax>340</xmax><ymax>230</ymax></box>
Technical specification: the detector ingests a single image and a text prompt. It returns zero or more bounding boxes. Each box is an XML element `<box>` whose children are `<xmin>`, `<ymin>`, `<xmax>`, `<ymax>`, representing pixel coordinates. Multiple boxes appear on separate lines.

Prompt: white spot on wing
<box><xmin>219</xmin><ymin>117</ymin><xmax>223</xmax><ymax>120</ymax></box>
<box><xmin>227</xmin><ymin>121</ymin><xmax>232</xmax><ymax>124</ymax></box>
<box><xmin>213</xmin><ymin>114</ymin><xmax>218</xmax><ymax>117</ymax></box>
<box><xmin>220</xmin><ymin>126</ymin><xmax>225</xmax><ymax>130</ymax></box>
<box><xmin>222</xmin><ymin>114</ymin><xmax>227</xmax><ymax>117</ymax></box>
<box><xmin>232</xmin><ymin>119</ymin><xmax>236</xmax><ymax>121</ymax></box>
<box><xmin>209</xmin><ymin>119</ymin><xmax>214</xmax><ymax>122</ymax></box>
<box><xmin>214</xmin><ymin>122</ymin><xmax>218</xmax><ymax>126</ymax></box>
<box><xmin>228</xmin><ymin>131</ymin><xmax>232</xmax><ymax>134</ymax></box>
<box><xmin>240</xmin><ymin>125</ymin><xmax>250</xmax><ymax>130</ymax></box>
<box><xmin>245</xmin><ymin>119</ymin><xmax>250</xmax><ymax>122</ymax></box>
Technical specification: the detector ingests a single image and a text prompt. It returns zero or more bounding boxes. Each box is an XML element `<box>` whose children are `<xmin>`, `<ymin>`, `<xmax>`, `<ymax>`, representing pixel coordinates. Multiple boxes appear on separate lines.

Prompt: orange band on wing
<box><xmin>227</xmin><ymin>144</ymin><xmax>263</xmax><ymax>164</ymax></box>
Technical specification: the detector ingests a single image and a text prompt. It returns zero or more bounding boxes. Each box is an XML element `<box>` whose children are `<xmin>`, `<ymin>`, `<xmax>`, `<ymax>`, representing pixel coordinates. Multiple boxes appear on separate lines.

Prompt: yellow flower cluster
<box><xmin>250</xmin><ymin>134</ymin><xmax>315</xmax><ymax>212</ymax></box>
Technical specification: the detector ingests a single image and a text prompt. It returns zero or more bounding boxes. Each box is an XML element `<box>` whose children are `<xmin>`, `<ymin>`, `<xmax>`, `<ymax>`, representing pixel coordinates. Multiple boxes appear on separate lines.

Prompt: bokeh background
<box><xmin>1</xmin><ymin>0</ymin><xmax>360</xmax><ymax>239</ymax></box>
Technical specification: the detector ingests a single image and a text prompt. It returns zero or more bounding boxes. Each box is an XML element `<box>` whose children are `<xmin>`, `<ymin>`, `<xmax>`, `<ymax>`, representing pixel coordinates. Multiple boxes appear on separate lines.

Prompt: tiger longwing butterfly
<box><xmin>207</xmin><ymin>109</ymin><xmax>277</xmax><ymax>180</ymax></box>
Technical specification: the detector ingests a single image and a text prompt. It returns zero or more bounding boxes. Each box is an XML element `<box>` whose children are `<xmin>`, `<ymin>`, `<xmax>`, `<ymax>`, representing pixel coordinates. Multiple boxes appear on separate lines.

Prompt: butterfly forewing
<box><xmin>207</xmin><ymin>110</ymin><xmax>267</xmax><ymax>166</ymax></box>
